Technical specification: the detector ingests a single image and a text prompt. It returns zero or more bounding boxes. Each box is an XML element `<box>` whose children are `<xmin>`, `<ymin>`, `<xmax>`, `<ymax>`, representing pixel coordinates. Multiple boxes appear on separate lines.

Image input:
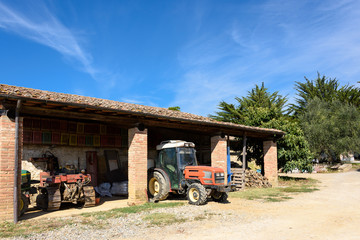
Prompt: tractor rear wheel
<box><xmin>148</xmin><ymin>171</ymin><xmax>169</xmax><ymax>201</ymax></box>
<box><xmin>19</xmin><ymin>193</ymin><xmax>28</xmax><ymax>216</ymax></box>
<box><xmin>211</xmin><ymin>191</ymin><xmax>228</xmax><ymax>203</ymax></box>
<box><xmin>187</xmin><ymin>183</ymin><xmax>207</xmax><ymax>205</ymax></box>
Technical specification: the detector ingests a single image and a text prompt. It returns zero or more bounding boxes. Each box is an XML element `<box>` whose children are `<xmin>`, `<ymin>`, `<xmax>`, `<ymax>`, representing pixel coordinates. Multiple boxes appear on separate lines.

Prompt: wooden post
<box><xmin>242</xmin><ymin>135</ymin><xmax>247</xmax><ymax>185</ymax></box>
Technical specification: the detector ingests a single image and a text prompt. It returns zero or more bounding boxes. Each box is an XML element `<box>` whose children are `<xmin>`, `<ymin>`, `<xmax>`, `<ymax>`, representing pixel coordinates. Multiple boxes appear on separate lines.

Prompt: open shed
<box><xmin>0</xmin><ymin>84</ymin><xmax>284</xmax><ymax>221</ymax></box>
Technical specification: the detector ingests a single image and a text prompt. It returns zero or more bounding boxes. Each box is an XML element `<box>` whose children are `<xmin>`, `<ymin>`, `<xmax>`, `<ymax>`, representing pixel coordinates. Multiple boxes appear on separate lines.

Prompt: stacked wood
<box><xmin>230</xmin><ymin>168</ymin><xmax>272</xmax><ymax>190</ymax></box>
<box><xmin>230</xmin><ymin>168</ymin><xmax>245</xmax><ymax>191</ymax></box>
<box><xmin>245</xmin><ymin>169</ymin><xmax>272</xmax><ymax>188</ymax></box>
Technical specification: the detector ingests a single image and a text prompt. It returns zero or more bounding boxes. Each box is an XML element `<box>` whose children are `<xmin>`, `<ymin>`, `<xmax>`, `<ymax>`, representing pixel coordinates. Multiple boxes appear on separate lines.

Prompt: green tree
<box><xmin>299</xmin><ymin>98</ymin><xmax>360</xmax><ymax>162</ymax></box>
<box><xmin>211</xmin><ymin>83</ymin><xmax>287</xmax><ymax>125</ymax></box>
<box><xmin>291</xmin><ymin>73</ymin><xmax>360</xmax><ymax>116</ymax></box>
<box><xmin>211</xmin><ymin>83</ymin><xmax>312</xmax><ymax>171</ymax></box>
<box><xmin>262</xmin><ymin>118</ymin><xmax>313</xmax><ymax>172</ymax></box>
<box><xmin>168</xmin><ymin>106</ymin><xmax>181</xmax><ymax>111</ymax></box>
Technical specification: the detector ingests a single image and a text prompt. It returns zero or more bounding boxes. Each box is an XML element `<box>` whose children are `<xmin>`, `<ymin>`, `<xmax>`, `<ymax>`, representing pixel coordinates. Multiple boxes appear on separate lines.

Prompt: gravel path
<box><xmin>5</xmin><ymin>171</ymin><xmax>360</xmax><ymax>240</ymax></box>
<box><xmin>148</xmin><ymin>171</ymin><xmax>360</xmax><ymax>240</ymax></box>
<box><xmin>8</xmin><ymin>204</ymin><xmax>241</xmax><ymax>240</ymax></box>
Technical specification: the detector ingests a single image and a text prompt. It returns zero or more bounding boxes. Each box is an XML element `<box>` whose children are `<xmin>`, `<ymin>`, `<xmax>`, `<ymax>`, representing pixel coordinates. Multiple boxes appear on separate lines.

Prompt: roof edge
<box><xmin>0</xmin><ymin>84</ymin><xmax>285</xmax><ymax>136</ymax></box>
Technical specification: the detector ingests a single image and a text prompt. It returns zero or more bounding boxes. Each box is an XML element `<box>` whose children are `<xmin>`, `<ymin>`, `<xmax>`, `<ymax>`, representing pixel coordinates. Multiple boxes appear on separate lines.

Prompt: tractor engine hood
<box><xmin>184</xmin><ymin>166</ymin><xmax>226</xmax><ymax>185</ymax></box>
<box><xmin>184</xmin><ymin>166</ymin><xmax>224</xmax><ymax>173</ymax></box>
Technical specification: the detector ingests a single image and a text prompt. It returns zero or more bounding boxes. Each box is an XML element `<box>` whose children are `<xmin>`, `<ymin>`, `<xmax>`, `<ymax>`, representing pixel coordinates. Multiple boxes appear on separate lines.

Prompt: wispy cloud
<box><xmin>259</xmin><ymin>0</ymin><xmax>360</xmax><ymax>81</ymax></box>
<box><xmin>171</xmin><ymin>69</ymin><xmax>255</xmax><ymax>116</ymax></box>
<box><xmin>0</xmin><ymin>1</ymin><xmax>103</xmax><ymax>83</ymax></box>
<box><xmin>172</xmin><ymin>0</ymin><xmax>360</xmax><ymax>116</ymax></box>
<box><xmin>120</xmin><ymin>95</ymin><xmax>161</xmax><ymax>107</ymax></box>
<box><xmin>120</xmin><ymin>98</ymin><xmax>144</xmax><ymax>105</ymax></box>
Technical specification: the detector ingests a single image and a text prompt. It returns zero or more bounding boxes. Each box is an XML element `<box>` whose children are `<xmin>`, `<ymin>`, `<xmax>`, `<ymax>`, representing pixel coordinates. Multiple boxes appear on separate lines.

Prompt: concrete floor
<box><xmin>21</xmin><ymin>196</ymin><xmax>129</xmax><ymax>220</ymax></box>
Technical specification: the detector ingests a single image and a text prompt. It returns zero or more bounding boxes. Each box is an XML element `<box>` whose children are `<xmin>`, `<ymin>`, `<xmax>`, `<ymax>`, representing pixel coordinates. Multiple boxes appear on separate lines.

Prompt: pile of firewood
<box><xmin>245</xmin><ymin>169</ymin><xmax>272</xmax><ymax>188</ymax></box>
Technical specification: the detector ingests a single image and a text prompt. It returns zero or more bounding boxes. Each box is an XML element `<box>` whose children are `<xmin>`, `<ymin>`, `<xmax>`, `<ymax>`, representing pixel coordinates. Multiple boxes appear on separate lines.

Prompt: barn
<box><xmin>0</xmin><ymin>84</ymin><xmax>284</xmax><ymax>222</ymax></box>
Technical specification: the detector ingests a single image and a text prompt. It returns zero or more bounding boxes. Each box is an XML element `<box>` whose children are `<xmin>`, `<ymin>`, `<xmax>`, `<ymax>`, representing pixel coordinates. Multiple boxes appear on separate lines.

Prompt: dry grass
<box><xmin>0</xmin><ymin>218</ymin><xmax>76</xmax><ymax>238</ymax></box>
<box><xmin>0</xmin><ymin>202</ymin><xmax>185</xmax><ymax>238</ymax></box>
<box><xmin>229</xmin><ymin>176</ymin><xmax>320</xmax><ymax>202</ymax></box>
<box><xmin>143</xmin><ymin>212</ymin><xmax>186</xmax><ymax>226</ymax></box>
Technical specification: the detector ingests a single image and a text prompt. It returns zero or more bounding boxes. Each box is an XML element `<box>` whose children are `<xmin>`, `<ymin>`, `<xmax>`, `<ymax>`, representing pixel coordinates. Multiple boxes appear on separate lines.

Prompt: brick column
<box><xmin>0</xmin><ymin>111</ymin><xmax>22</xmax><ymax>221</ymax></box>
<box><xmin>128</xmin><ymin>127</ymin><xmax>148</xmax><ymax>205</ymax></box>
<box><xmin>263</xmin><ymin>140</ymin><xmax>278</xmax><ymax>187</ymax></box>
<box><xmin>211</xmin><ymin>135</ymin><xmax>227</xmax><ymax>180</ymax></box>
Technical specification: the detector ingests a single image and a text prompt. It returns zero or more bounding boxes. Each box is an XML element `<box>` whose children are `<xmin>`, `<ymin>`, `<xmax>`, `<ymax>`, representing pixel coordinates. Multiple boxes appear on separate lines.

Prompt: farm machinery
<box><xmin>20</xmin><ymin>152</ymin><xmax>95</xmax><ymax>215</ymax></box>
<box><xmin>20</xmin><ymin>170</ymin><xmax>37</xmax><ymax>216</ymax></box>
<box><xmin>148</xmin><ymin>140</ymin><xmax>235</xmax><ymax>205</ymax></box>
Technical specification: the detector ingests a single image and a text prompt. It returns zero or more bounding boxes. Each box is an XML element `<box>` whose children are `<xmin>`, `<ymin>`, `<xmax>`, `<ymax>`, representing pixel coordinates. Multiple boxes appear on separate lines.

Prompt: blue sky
<box><xmin>1</xmin><ymin>0</ymin><xmax>360</xmax><ymax>116</ymax></box>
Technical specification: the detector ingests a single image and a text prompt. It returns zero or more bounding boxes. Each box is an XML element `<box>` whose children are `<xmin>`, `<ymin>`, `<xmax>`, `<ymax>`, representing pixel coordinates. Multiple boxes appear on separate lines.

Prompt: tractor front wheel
<box><xmin>211</xmin><ymin>191</ymin><xmax>228</xmax><ymax>203</ymax></box>
<box><xmin>148</xmin><ymin>171</ymin><xmax>169</xmax><ymax>201</ymax></box>
<box><xmin>187</xmin><ymin>183</ymin><xmax>207</xmax><ymax>205</ymax></box>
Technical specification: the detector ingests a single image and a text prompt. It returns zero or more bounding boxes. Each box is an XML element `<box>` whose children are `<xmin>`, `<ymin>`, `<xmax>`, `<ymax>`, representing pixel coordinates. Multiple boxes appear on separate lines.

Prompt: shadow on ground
<box><xmin>20</xmin><ymin>196</ymin><xmax>128</xmax><ymax>221</ymax></box>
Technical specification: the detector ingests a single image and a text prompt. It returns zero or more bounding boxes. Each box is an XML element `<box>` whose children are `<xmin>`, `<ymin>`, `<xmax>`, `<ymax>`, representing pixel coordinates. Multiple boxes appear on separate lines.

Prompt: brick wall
<box><xmin>263</xmin><ymin>140</ymin><xmax>278</xmax><ymax>187</ymax></box>
<box><xmin>211</xmin><ymin>135</ymin><xmax>227</xmax><ymax>180</ymax></box>
<box><xmin>127</xmin><ymin>127</ymin><xmax>148</xmax><ymax>205</ymax></box>
<box><xmin>0</xmin><ymin>112</ymin><xmax>22</xmax><ymax>221</ymax></box>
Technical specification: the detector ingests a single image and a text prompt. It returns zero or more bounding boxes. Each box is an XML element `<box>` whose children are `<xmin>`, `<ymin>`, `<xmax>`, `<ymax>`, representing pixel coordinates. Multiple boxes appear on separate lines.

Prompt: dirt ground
<box><xmin>139</xmin><ymin>171</ymin><xmax>360</xmax><ymax>240</ymax></box>
<box><xmin>21</xmin><ymin>196</ymin><xmax>130</xmax><ymax>220</ymax></box>
<box><xmin>22</xmin><ymin>171</ymin><xmax>360</xmax><ymax>240</ymax></box>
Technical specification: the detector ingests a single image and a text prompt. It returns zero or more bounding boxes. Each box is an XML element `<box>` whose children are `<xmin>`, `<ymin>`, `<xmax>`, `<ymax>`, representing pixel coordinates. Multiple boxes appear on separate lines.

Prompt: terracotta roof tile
<box><xmin>0</xmin><ymin>84</ymin><xmax>285</xmax><ymax>135</ymax></box>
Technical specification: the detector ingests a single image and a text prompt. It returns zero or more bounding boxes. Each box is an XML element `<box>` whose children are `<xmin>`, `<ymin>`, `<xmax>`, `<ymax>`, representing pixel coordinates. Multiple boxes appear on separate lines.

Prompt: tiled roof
<box><xmin>0</xmin><ymin>84</ymin><xmax>285</xmax><ymax>135</ymax></box>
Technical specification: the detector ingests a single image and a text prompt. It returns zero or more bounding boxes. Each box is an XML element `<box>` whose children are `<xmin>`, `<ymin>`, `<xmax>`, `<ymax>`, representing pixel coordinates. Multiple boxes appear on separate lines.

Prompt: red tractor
<box><xmin>36</xmin><ymin>170</ymin><xmax>95</xmax><ymax>211</ymax></box>
<box><xmin>148</xmin><ymin>140</ymin><xmax>234</xmax><ymax>205</ymax></box>
<box><xmin>26</xmin><ymin>152</ymin><xmax>96</xmax><ymax>211</ymax></box>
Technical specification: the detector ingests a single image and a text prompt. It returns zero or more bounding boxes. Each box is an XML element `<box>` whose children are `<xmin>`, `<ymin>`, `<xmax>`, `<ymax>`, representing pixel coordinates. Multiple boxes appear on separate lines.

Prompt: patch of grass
<box><xmin>230</xmin><ymin>187</ymin><xmax>284</xmax><ymax>201</ymax></box>
<box><xmin>229</xmin><ymin>176</ymin><xmax>320</xmax><ymax>202</ymax></box>
<box><xmin>80</xmin><ymin>202</ymin><xmax>185</xmax><ymax>220</ymax></box>
<box><xmin>194</xmin><ymin>215</ymin><xmax>207</xmax><ymax>221</ymax></box>
<box><xmin>0</xmin><ymin>219</ymin><xmax>76</xmax><ymax>238</ymax></box>
<box><xmin>204</xmin><ymin>212</ymin><xmax>218</xmax><ymax>217</ymax></box>
<box><xmin>143</xmin><ymin>213</ymin><xmax>186</xmax><ymax>226</ymax></box>
<box><xmin>279</xmin><ymin>176</ymin><xmax>319</xmax><ymax>185</ymax></box>
<box><xmin>265</xmin><ymin>197</ymin><xmax>284</xmax><ymax>202</ymax></box>
<box><xmin>351</xmin><ymin>163</ymin><xmax>360</xmax><ymax>170</ymax></box>
<box><xmin>193</xmin><ymin>211</ymin><xmax>219</xmax><ymax>221</ymax></box>
<box><xmin>1</xmin><ymin>202</ymin><xmax>185</xmax><ymax>238</ymax></box>
<box><xmin>281</xmin><ymin>186</ymin><xmax>319</xmax><ymax>193</ymax></box>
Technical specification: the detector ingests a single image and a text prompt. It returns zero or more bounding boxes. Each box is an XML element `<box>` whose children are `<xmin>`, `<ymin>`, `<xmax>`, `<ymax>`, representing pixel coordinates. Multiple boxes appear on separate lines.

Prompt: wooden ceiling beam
<box><xmin>20</xmin><ymin>106</ymin><xmax>136</xmax><ymax>126</ymax></box>
<box><xmin>11</xmin><ymin>100</ymin><xmax>280</xmax><ymax>140</ymax></box>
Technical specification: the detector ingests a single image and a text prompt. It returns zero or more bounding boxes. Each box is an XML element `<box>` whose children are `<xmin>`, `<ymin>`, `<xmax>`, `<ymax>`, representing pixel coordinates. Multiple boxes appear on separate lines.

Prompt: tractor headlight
<box><xmin>215</xmin><ymin>172</ymin><xmax>224</xmax><ymax>177</ymax></box>
<box><xmin>215</xmin><ymin>172</ymin><xmax>225</xmax><ymax>183</ymax></box>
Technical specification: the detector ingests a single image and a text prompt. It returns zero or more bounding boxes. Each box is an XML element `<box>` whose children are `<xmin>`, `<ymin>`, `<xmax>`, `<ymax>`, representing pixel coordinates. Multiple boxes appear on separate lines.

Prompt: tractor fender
<box><xmin>149</xmin><ymin>168</ymin><xmax>171</xmax><ymax>192</ymax></box>
<box><xmin>184</xmin><ymin>179</ymin><xmax>201</xmax><ymax>187</ymax></box>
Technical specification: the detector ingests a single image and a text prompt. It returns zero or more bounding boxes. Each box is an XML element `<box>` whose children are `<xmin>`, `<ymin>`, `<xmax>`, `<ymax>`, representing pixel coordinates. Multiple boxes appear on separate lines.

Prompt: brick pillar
<box><xmin>211</xmin><ymin>135</ymin><xmax>227</xmax><ymax>180</ymax></box>
<box><xmin>128</xmin><ymin>127</ymin><xmax>148</xmax><ymax>205</ymax></box>
<box><xmin>0</xmin><ymin>110</ymin><xmax>22</xmax><ymax>221</ymax></box>
<box><xmin>263</xmin><ymin>140</ymin><xmax>278</xmax><ymax>187</ymax></box>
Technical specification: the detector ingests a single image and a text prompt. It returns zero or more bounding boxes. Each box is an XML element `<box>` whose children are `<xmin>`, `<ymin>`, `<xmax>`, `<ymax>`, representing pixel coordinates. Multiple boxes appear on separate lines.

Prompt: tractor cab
<box><xmin>155</xmin><ymin>140</ymin><xmax>197</xmax><ymax>190</ymax></box>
